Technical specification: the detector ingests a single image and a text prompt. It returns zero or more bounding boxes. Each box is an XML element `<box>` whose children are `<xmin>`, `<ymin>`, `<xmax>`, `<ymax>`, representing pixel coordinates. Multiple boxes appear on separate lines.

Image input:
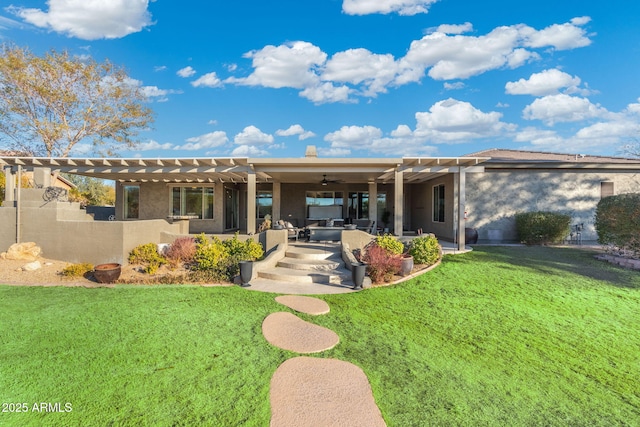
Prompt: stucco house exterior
<box><xmin>1</xmin><ymin>147</ymin><xmax>639</xmax><ymax>263</ymax></box>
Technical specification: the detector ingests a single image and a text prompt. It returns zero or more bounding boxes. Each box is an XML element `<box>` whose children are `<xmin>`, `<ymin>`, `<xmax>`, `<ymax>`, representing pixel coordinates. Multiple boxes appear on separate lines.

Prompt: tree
<box><xmin>0</xmin><ymin>45</ymin><xmax>154</xmax><ymax>157</ymax></box>
<box><xmin>63</xmin><ymin>174</ymin><xmax>115</xmax><ymax>206</ymax></box>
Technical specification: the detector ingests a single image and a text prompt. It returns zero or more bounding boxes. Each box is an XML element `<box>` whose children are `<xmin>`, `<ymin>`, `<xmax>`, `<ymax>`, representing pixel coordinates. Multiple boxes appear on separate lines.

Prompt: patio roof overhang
<box><xmin>0</xmin><ymin>156</ymin><xmax>489</xmax><ymax>184</ymax></box>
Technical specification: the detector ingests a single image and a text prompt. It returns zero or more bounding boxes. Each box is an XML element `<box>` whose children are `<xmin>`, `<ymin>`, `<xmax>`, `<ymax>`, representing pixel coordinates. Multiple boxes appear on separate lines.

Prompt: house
<box><xmin>1</xmin><ymin>147</ymin><xmax>639</xmax><ymax>263</ymax></box>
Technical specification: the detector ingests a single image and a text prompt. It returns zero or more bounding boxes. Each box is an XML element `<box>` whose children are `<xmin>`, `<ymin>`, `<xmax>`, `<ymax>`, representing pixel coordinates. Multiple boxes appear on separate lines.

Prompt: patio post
<box><xmin>3</xmin><ymin>165</ymin><xmax>15</xmax><ymax>203</ymax></box>
<box><xmin>272</xmin><ymin>181</ymin><xmax>281</xmax><ymax>221</ymax></box>
<box><xmin>368</xmin><ymin>181</ymin><xmax>377</xmax><ymax>225</ymax></box>
<box><xmin>247</xmin><ymin>170</ymin><xmax>256</xmax><ymax>235</ymax></box>
<box><xmin>394</xmin><ymin>168</ymin><xmax>403</xmax><ymax>236</ymax></box>
<box><xmin>457</xmin><ymin>167</ymin><xmax>466</xmax><ymax>251</ymax></box>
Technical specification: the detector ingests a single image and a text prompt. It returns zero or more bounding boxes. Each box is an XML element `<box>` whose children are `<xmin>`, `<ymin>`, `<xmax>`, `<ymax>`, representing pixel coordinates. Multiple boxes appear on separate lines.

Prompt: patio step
<box><xmin>255</xmin><ymin>242</ymin><xmax>354</xmax><ymax>288</ymax></box>
<box><xmin>259</xmin><ymin>266</ymin><xmax>349</xmax><ymax>285</ymax></box>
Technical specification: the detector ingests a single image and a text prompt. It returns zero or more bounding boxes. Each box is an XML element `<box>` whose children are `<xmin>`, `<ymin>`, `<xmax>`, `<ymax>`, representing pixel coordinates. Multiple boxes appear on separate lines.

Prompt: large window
<box><xmin>123</xmin><ymin>185</ymin><xmax>139</xmax><ymax>219</ymax></box>
<box><xmin>171</xmin><ymin>186</ymin><xmax>214</xmax><ymax>219</ymax></box>
<box><xmin>348</xmin><ymin>192</ymin><xmax>386</xmax><ymax>219</ymax></box>
<box><xmin>306</xmin><ymin>191</ymin><xmax>343</xmax><ymax>219</ymax></box>
<box><xmin>433</xmin><ymin>184</ymin><xmax>445</xmax><ymax>223</ymax></box>
<box><xmin>257</xmin><ymin>191</ymin><xmax>272</xmax><ymax>219</ymax></box>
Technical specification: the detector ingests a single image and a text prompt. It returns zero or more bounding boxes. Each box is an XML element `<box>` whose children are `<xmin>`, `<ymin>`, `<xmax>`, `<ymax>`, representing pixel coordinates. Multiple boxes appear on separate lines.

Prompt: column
<box><xmin>247</xmin><ymin>171</ymin><xmax>256</xmax><ymax>235</ymax></box>
<box><xmin>394</xmin><ymin>168</ymin><xmax>403</xmax><ymax>236</ymax></box>
<box><xmin>457</xmin><ymin>167</ymin><xmax>466</xmax><ymax>251</ymax></box>
<box><xmin>368</xmin><ymin>181</ymin><xmax>377</xmax><ymax>224</ymax></box>
<box><xmin>3</xmin><ymin>166</ymin><xmax>15</xmax><ymax>203</ymax></box>
<box><xmin>272</xmin><ymin>181</ymin><xmax>281</xmax><ymax>221</ymax></box>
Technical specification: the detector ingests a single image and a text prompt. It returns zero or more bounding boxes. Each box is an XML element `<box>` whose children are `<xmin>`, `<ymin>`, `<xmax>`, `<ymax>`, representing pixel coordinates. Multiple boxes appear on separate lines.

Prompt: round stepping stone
<box><xmin>262</xmin><ymin>312</ymin><xmax>339</xmax><ymax>353</ymax></box>
<box><xmin>275</xmin><ymin>295</ymin><xmax>330</xmax><ymax>315</ymax></box>
<box><xmin>270</xmin><ymin>356</ymin><xmax>386</xmax><ymax>427</ymax></box>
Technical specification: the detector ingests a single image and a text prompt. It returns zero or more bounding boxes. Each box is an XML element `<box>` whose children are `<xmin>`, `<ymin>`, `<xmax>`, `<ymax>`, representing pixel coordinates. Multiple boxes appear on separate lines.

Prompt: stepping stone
<box><xmin>275</xmin><ymin>295</ymin><xmax>330</xmax><ymax>315</ymax></box>
<box><xmin>262</xmin><ymin>312</ymin><xmax>339</xmax><ymax>353</ymax></box>
<box><xmin>270</xmin><ymin>356</ymin><xmax>386</xmax><ymax>427</ymax></box>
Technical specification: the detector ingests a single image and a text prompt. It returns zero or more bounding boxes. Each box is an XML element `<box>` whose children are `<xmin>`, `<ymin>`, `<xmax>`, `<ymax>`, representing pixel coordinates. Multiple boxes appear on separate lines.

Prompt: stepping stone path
<box><xmin>263</xmin><ymin>295</ymin><xmax>386</xmax><ymax>426</ymax></box>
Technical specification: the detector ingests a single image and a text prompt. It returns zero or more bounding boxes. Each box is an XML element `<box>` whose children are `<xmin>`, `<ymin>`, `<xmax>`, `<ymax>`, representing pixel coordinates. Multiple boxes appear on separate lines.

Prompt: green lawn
<box><xmin>1</xmin><ymin>246</ymin><xmax>639</xmax><ymax>426</ymax></box>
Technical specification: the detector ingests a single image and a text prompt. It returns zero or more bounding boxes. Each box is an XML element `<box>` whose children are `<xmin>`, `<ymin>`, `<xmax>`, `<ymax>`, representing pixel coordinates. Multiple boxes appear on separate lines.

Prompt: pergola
<box><xmin>1</xmin><ymin>155</ymin><xmax>489</xmax><ymax>250</ymax></box>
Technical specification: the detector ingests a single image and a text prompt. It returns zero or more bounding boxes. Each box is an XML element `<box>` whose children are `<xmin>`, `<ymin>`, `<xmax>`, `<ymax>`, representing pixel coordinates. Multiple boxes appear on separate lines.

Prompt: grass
<box><xmin>1</xmin><ymin>246</ymin><xmax>639</xmax><ymax>426</ymax></box>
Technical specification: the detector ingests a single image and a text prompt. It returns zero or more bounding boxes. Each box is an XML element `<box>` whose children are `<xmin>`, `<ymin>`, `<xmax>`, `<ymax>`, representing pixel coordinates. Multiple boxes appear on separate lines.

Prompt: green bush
<box><xmin>194</xmin><ymin>236</ymin><xmax>230</xmax><ymax>272</ymax></box>
<box><xmin>515</xmin><ymin>211</ymin><xmax>571</xmax><ymax>245</ymax></box>
<box><xmin>375</xmin><ymin>234</ymin><xmax>405</xmax><ymax>255</ymax></box>
<box><xmin>409</xmin><ymin>235</ymin><xmax>440</xmax><ymax>265</ymax></box>
<box><xmin>193</xmin><ymin>234</ymin><xmax>264</xmax><ymax>281</ymax></box>
<box><xmin>128</xmin><ymin>243</ymin><xmax>167</xmax><ymax>274</ymax></box>
<box><xmin>60</xmin><ymin>263</ymin><xmax>94</xmax><ymax>277</ymax></box>
<box><xmin>595</xmin><ymin>193</ymin><xmax>640</xmax><ymax>255</ymax></box>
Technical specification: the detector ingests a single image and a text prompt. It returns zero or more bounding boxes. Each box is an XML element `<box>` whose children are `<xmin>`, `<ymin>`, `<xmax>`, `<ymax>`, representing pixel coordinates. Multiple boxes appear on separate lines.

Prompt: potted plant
<box><xmin>381</xmin><ymin>209</ymin><xmax>391</xmax><ymax>233</ymax></box>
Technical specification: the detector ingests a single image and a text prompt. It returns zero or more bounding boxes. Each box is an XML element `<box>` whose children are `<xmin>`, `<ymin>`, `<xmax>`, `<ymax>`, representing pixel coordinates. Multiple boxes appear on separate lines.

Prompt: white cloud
<box><xmin>233</xmin><ymin>126</ymin><xmax>274</xmax><ymax>146</ymax></box>
<box><xmin>342</xmin><ymin>0</ymin><xmax>440</xmax><ymax>15</ymax></box>
<box><xmin>223</xmin><ymin>18</ymin><xmax>593</xmax><ymax>104</ymax></box>
<box><xmin>300</xmin><ymin>82</ymin><xmax>353</xmax><ymax>104</ymax></box>
<box><xmin>413</xmin><ymin>98</ymin><xmax>514</xmax><ymax>141</ymax></box>
<box><xmin>141</xmin><ymin>85</ymin><xmax>182</xmax><ymax>102</ymax></box>
<box><xmin>137</xmin><ymin>140</ymin><xmax>174</xmax><ymax>151</ymax></box>
<box><xmin>231</xmin><ymin>145</ymin><xmax>270</xmax><ymax>157</ymax></box>
<box><xmin>322</xmin><ymin>48</ymin><xmax>399</xmax><ymax>96</ymax></box>
<box><xmin>444</xmin><ymin>82</ymin><xmax>465</xmax><ymax>90</ymax></box>
<box><xmin>178</xmin><ymin>131</ymin><xmax>229</xmax><ymax>151</ymax></box>
<box><xmin>9</xmin><ymin>0</ymin><xmax>153</xmax><ymax>40</ymax></box>
<box><xmin>191</xmin><ymin>72</ymin><xmax>222</xmax><ymax>88</ymax></box>
<box><xmin>228</xmin><ymin>41</ymin><xmax>326</xmax><ymax>89</ymax></box>
<box><xmin>177</xmin><ymin>66</ymin><xmax>196</xmax><ymax>78</ymax></box>
<box><xmin>324</xmin><ymin>125</ymin><xmax>383</xmax><ymax>149</ymax></box>
<box><xmin>276</xmin><ymin>125</ymin><xmax>316</xmax><ymax>140</ymax></box>
<box><xmin>524</xmin><ymin>17</ymin><xmax>592</xmax><ymax>50</ymax></box>
<box><xmin>435</xmin><ymin>22</ymin><xmax>473</xmax><ymax>34</ymax></box>
<box><xmin>522</xmin><ymin>94</ymin><xmax>609</xmax><ymax>125</ymax></box>
<box><xmin>154</xmin><ymin>65</ymin><xmax>167</xmax><ymax>72</ymax></box>
<box><xmin>317</xmin><ymin>147</ymin><xmax>352</xmax><ymax>157</ymax></box>
<box><xmin>505</xmin><ymin>69</ymin><xmax>582</xmax><ymax>96</ymax></box>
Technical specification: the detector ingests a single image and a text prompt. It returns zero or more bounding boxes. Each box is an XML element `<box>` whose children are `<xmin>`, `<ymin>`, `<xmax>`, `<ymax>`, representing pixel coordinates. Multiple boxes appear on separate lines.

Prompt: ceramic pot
<box><xmin>94</xmin><ymin>263</ymin><xmax>121</xmax><ymax>283</ymax></box>
<box><xmin>351</xmin><ymin>262</ymin><xmax>367</xmax><ymax>290</ymax></box>
<box><xmin>399</xmin><ymin>255</ymin><xmax>414</xmax><ymax>277</ymax></box>
<box><xmin>239</xmin><ymin>261</ymin><xmax>253</xmax><ymax>287</ymax></box>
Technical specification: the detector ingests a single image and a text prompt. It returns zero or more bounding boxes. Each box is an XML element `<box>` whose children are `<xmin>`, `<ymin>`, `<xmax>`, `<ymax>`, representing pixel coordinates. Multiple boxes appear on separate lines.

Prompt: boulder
<box><xmin>2</xmin><ymin>242</ymin><xmax>42</xmax><ymax>261</ymax></box>
<box><xmin>22</xmin><ymin>261</ymin><xmax>42</xmax><ymax>271</ymax></box>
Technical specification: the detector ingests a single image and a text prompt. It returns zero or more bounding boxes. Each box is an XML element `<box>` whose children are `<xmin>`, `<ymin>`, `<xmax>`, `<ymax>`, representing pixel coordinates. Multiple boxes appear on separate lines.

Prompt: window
<box><xmin>171</xmin><ymin>186</ymin><xmax>214</xmax><ymax>219</ymax></box>
<box><xmin>123</xmin><ymin>185</ymin><xmax>139</xmax><ymax>219</ymax></box>
<box><xmin>433</xmin><ymin>184</ymin><xmax>445</xmax><ymax>223</ymax></box>
<box><xmin>306</xmin><ymin>191</ymin><xmax>343</xmax><ymax>219</ymax></box>
<box><xmin>257</xmin><ymin>191</ymin><xmax>272</xmax><ymax>219</ymax></box>
<box><xmin>601</xmin><ymin>182</ymin><xmax>614</xmax><ymax>198</ymax></box>
<box><xmin>348</xmin><ymin>192</ymin><xmax>369</xmax><ymax>219</ymax></box>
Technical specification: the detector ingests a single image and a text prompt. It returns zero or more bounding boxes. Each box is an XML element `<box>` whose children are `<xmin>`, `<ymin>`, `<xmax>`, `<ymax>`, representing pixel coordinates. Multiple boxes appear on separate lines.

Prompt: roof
<box><xmin>0</xmin><ymin>155</ymin><xmax>488</xmax><ymax>184</ymax></box>
<box><xmin>465</xmin><ymin>148</ymin><xmax>640</xmax><ymax>164</ymax></box>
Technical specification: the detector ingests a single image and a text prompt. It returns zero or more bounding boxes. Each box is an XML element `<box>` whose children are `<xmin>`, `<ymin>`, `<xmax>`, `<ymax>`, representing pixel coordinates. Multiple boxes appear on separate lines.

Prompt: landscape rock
<box><xmin>22</xmin><ymin>261</ymin><xmax>42</xmax><ymax>271</ymax></box>
<box><xmin>2</xmin><ymin>242</ymin><xmax>42</xmax><ymax>261</ymax></box>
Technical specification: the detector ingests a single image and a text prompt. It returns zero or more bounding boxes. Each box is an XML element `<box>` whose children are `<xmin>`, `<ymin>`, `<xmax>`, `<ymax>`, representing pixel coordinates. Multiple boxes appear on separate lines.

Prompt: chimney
<box><xmin>305</xmin><ymin>145</ymin><xmax>318</xmax><ymax>158</ymax></box>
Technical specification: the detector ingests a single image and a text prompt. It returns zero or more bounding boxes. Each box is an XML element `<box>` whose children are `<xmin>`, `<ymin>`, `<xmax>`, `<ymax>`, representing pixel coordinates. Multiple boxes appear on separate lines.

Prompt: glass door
<box><xmin>225</xmin><ymin>187</ymin><xmax>239</xmax><ymax>230</ymax></box>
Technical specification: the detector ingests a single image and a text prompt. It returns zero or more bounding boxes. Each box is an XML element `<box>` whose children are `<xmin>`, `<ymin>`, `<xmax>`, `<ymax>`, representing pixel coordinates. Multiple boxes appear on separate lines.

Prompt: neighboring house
<box><xmin>1</xmin><ymin>147</ymin><xmax>639</xmax><ymax>259</ymax></box>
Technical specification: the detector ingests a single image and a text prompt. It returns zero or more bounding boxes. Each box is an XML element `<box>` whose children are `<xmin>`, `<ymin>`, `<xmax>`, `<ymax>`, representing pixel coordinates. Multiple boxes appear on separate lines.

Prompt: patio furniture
<box><xmin>278</xmin><ymin>219</ymin><xmax>302</xmax><ymax>241</ymax></box>
<box><xmin>307</xmin><ymin>226</ymin><xmax>344</xmax><ymax>241</ymax></box>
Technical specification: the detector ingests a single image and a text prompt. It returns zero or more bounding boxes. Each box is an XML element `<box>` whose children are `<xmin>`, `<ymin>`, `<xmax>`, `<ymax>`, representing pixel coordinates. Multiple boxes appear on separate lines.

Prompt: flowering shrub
<box><xmin>166</xmin><ymin>237</ymin><xmax>197</xmax><ymax>265</ymax></box>
<box><xmin>128</xmin><ymin>243</ymin><xmax>167</xmax><ymax>274</ymax></box>
<box><xmin>375</xmin><ymin>234</ymin><xmax>405</xmax><ymax>255</ymax></box>
<box><xmin>409</xmin><ymin>235</ymin><xmax>440</xmax><ymax>265</ymax></box>
<box><xmin>363</xmin><ymin>242</ymin><xmax>402</xmax><ymax>283</ymax></box>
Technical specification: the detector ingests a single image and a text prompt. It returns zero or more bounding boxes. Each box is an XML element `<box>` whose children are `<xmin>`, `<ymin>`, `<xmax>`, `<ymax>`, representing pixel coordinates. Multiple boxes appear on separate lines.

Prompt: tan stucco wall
<box><xmin>409</xmin><ymin>174</ymin><xmax>455</xmax><ymax>240</ymax></box>
<box><xmin>465</xmin><ymin>169</ymin><xmax>640</xmax><ymax>243</ymax></box>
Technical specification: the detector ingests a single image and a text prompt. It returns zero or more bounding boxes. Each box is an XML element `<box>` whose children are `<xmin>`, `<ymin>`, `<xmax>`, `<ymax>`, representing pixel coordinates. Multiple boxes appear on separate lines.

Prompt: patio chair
<box><xmin>278</xmin><ymin>220</ymin><xmax>301</xmax><ymax>241</ymax></box>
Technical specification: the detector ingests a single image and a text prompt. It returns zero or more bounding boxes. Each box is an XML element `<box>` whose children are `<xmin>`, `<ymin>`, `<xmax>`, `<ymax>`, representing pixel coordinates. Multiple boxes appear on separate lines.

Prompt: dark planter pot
<box><xmin>94</xmin><ymin>263</ymin><xmax>121</xmax><ymax>283</ymax></box>
<box><xmin>399</xmin><ymin>255</ymin><xmax>414</xmax><ymax>277</ymax></box>
<box><xmin>351</xmin><ymin>262</ymin><xmax>367</xmax><ymax>290</ymax></box>
<box><xmin>465</xmin><ymin>227</ymin><xmax>479</xmax><ymax>244</ymax></box>
<box><xmin>239</xmin><ymin>261</ymin><xmax>253</xmax><ymax>287</ymax></box>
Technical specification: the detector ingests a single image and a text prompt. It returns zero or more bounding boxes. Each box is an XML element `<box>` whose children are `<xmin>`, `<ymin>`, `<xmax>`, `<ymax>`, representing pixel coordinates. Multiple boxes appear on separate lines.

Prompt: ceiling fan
<box><xmin>320</xmin><ymin>174</ymin><xmax>342</xmax><ymax>185</ymax></box>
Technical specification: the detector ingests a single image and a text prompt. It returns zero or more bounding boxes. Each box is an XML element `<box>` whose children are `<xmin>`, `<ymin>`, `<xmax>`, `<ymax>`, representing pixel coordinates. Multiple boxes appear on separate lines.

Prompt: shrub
<box><xmin>515</xmin><ymin>211</ymin><xmax>571</xmax><ymax>245</ymax></box>
<box><xmin>193</xmin><ymin>236</ymin><xmax>229</xmax><ymax>273</ymax></box>
<box><xmin>222</xmin><ymin>233</ymin><xmax>264</xmax><ymax>277</ymax></box>
<box><xmin>363</xmin><ymin>242</ymin><xmax>402</xmax><ymax>283</ymax></box>
<box><xmin>595</xmin><ymin>193</ymin><xmax>640</xmax><ymax>256</ymax></box>
<box><xmin>375</xmin><ymin>234</ymin><xmax>405</xmax><ymax>255</ymax></box>
<box><xmin>409</xmin><ymin>235</ymin><xmax>440</xmax><ymax>265</ymax></box>
<box><xmin>128</xmin><ymin>243</ymin><xmax>167</xmax><ymax>274</ymax></box>
<box><xmin>166</xmin><ymin>237</ymin><xmax>197</xmax><ymax>265</ymax></box>
<box><xmin>60</xmin><ymin>263</ymin><xmax>94</xmax><ymax>277</ymax></box>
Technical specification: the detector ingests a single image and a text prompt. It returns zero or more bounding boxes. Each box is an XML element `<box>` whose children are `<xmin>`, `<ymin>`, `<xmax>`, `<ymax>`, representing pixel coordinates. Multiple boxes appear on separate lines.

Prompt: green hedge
<box><xmin>595</xmin><ymin>193</ymin><xmax>640</xmax><ymax>254</ymax></box>
<box><xmin>515</xmin><ymin>211</ymin><xmax>571</xmax><ymax>245</ymax></box>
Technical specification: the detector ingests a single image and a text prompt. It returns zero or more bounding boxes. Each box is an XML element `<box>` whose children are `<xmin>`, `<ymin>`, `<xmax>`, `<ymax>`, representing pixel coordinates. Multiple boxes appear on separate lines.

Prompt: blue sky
<box><xmin>1</xmin><ymin>0</ymin><xmax>639</xmax><ymax>158</ymax></box>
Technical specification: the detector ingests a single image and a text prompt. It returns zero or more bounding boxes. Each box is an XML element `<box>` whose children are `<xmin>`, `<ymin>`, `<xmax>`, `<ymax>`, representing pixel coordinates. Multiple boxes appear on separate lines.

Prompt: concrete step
<box><xmin>277</xmin><ymin>257</ymin><xmax>342</xmax><ymax>271</ymax></box>
<box><xmin>284</xmin><ymin>245</ymin><xmax>339</xmax><ymax>261</ymax></box>
<box><xmin>258</xmin><ymin>266</ymin><xmax>350</xmax><ymax>285</ymax></box>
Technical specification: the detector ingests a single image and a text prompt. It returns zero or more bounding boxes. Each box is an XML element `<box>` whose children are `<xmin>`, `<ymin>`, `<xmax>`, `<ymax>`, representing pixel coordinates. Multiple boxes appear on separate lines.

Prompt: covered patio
<box><xmin>1</xmin><ymin>149</ymin><xmax>488</xmax><ymax>251</ymax></box>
